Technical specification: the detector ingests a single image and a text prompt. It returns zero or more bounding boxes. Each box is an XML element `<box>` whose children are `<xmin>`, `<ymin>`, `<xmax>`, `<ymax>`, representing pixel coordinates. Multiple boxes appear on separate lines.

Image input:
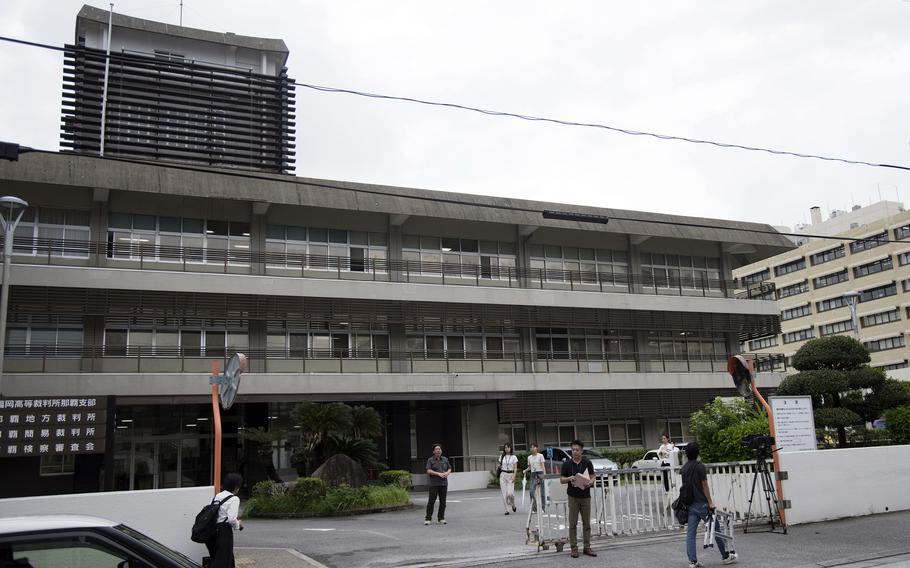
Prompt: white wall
<box><xmin>0</xmin><ymin>486</ymin><xmax>213</xmax><ymax>563</ymax></box>
<box><xmin>412</xmin><ymin>471</ymin><xmax>491</xmax><ymax>492</ymax></box>
<box><xmin>779</xmin><ymin>445</ymin><xmax>910</xmax><ymax>525</ymax></box>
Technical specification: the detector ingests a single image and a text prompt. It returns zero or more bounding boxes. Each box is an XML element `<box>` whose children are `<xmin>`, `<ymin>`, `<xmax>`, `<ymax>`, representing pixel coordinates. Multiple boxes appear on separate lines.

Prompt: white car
<box><xmin>0</xmin><ymin>515</ymin><xmax>201</xmax><ymax>568</ymax></box>
<box><xmin>631</xmin><ymin>444</ymin><xmax>687</xmax><ymax>469</ymax></box>
<box><xmin>545</xmin><ymin>446</ymin><xmax>619</xmax><ymax>476</ymax></box>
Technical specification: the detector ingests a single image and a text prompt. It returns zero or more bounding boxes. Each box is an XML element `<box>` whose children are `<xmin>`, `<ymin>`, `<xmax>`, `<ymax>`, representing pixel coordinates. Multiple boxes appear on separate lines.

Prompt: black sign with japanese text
<box><xmin>0</xmin><ymin>397</ymin><xmax>107</xmax><ymax>457</ymax></box>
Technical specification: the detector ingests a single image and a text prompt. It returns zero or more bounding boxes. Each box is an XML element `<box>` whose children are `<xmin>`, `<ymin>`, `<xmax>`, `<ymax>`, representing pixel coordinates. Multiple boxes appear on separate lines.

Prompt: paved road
<box><xmin>235</xmin><ymin>488</ymin><xmax>910</xmax><ymax>568</ymax></box>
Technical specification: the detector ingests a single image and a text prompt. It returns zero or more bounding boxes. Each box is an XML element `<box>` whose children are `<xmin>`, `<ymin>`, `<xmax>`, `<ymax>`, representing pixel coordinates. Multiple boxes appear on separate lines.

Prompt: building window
<box><xmin>741</xmin><ymin>268</ymin><xmax>770</xmax><ymax>286</ymax></box>
<box><xmin>810</xmin><ymin>245</ymin><xmax>845</xmax><ymax>266</ymax></box>
<box><xmin>894</xmin><ymin>224</ymin><xmax>910</xmax><ymax>240</ymax></box>
<box><xmin>816</xmin><ymin>296</ymin><xmax>848</xmax><ymax>313</ymax></box>
<box><xmin>864</xmin><ymin>335</ymin><xmax>905</xmax><ymax>353</ymax></box>
<box><xmin>406</xmin><ymin>325</ymin><xmax>518</xmax><ymax>359</ymax></box>
<box><xmin>849</xmin><ymin>231</ymin><xmax>888</xmax><ymax>254</ymax></box>
<box><xmin>781</xmin><ymin>304</ymin><xmax>811</xmax><ymax>321</ymax></box>
<box><xmin>504</xmin><ymin>424</ymin><xmax>528</xmax><ymax>451</ymax></box>
<box><xmin>40</xmin><ymin>454</ymin><xmax>75</xmax><ymax>476</ymax></box>
<box><xmin>819</xmin><ymin>319</ymin><xmax>854</xmax><ymax>337</ymax></box>
<box><xmin>778</xmin><ymin>280</ymin><xmax>809</xmax><ymax>299</ymax></box>
<box><xmin>535</xmin><ymin>328</ymin><xmax>636</xmax><ymax>360</ymax></box>
<box><xmin>543</xmin><ymin>421</ymin><xmax>643</xmax><ymax>449</ymax></box>
<box><xmin>527</xmin><ymin>244</ymin><xmax>626</xmax><ymax>284</ymax></box>
<box><xmin>640</xmin><ymin>253</ymin><xmax>721</xmax><ymax>290</ymax></box>
<box><xmin>643</xmin><ymin>330</ymin><xmax>728</xmax><ymax>362</ymax></box>
<box><xmin>663</xmin><ymin>419</ymin><xmax>688</xmax><ymax>443</ymax></box>
<box><xmin>268</xmin><ymin>322</ymin><xmax>389</xmax><ymax>358</ymax></box>
<box><xmin>13</xmin><ymin>207</ymin><xmax>91</xmax><ymax>258</ymax></box>
<box><xmin>774</xmin><ymin>258</ymin><xmax>806</xmax><ymax>277</ymax></box>
<box><xmin>268</xmin><ymin>225</ymin><xmax>388</xmax><ymax>272</ymax></box>
<box><xmin>783</xmin><ymin>328</ymin><xmax>814</xmax><ymax>344</ymax></box>
<box><xmin>748</xmin><ymin>336</ymin><xmax>778</xmax><ymax>350</ymax></box>
<box><xmin>4</xmin><ymin>314</ymin><xmax>84</xmax><ymax>358</ymax></box>
<box><xmin>898</xmin><ymin>252</ymin><xmax>910</xmax><ymax>266</ymax></box>
<box><xmin>103</xmin><ymin>318</ymin><xmax>248</xmax><ymax>357</ymax></box>
<box><xmin>859</xmin><ymin>282</ymin><xmax>897</xmax><ymax>302</ymax></box>
<box><xmin>853</xmin><ymin>257</ymin><xmax>893</xmax><ymax>278</ymax></box>
<box><xmin>876</xmin><ymin>360</ymin><xmax>909</xmax><ymax>371</ymax></box>
<box><xmin>861</xmin><ymin>309</ymin><xmax>900</xmax><ymax>328</ymax></box>
<box><xmin>812</xmin><ymin>269</ymin><xmax>848</xmax><ymax>289</ymax></box>
<box><xmin>108</xmin><ymin>213</ymin><xmax>251</xmax><ymax>265</ymax></box>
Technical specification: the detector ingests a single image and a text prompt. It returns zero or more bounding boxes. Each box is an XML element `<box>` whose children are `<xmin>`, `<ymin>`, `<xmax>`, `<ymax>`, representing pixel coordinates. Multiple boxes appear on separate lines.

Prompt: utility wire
<box><xmin>2</xmin><ymin>34</ymin><xmax>910</xmax><ymax>173</ymax></box>
<box><xmin>19</xmin><ymin>148</ymin><xmax>910</xmax><ymax>246</ymax></box>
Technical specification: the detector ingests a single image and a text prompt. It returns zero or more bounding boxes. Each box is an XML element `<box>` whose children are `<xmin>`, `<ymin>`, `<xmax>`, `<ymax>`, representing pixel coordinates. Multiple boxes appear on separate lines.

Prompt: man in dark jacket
<box><xmin>559</xmin><ymin>439</ymin><xmax>597</xmax><ymax>558</ymax></box>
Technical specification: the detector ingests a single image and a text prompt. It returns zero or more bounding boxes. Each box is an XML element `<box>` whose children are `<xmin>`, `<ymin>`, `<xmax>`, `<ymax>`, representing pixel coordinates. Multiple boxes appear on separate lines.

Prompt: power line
<box><xmin>2</xmin><ymin>34</ymin><xmax>910</xmax><ymax>173</ymax></box>
<box><xmin>17</xmin><ymin>147</ymin><xmax>907</xmax><ymax>246</ymax></box>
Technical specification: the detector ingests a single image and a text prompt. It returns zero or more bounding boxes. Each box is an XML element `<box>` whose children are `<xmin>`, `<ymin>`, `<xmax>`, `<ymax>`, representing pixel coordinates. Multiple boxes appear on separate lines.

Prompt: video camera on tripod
<box><xmin>741</xmin><ymin>434</ymin><xmax>775</xmax><ymax>459</ymax></box>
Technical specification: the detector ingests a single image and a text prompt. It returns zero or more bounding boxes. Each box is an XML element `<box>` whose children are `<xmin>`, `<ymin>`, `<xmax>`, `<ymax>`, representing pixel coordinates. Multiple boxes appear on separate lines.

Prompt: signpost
<box><xmin>770</xmin><ymin>396</ymin><xmax>817</xmax><ymax>453</ymax></box>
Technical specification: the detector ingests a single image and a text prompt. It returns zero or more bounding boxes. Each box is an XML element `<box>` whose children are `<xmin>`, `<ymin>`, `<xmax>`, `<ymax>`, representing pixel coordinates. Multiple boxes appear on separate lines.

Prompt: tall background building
<box><xmin>61</xmin><ymin>5</ymin><xmax>295</xmax><ymax>173</ymax></box>
<box><xmin>0</xmin><ymin>5</ymin><xmax>792</xmax><ymax>497</ymax></box>
<box><xmin>735</xmin><ymin>201</ymin><xmax>910</xmax><ymax>379</ymax></box>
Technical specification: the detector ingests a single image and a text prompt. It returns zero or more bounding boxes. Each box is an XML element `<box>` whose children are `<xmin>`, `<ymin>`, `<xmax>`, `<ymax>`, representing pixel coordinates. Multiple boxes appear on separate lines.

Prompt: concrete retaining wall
<box><xmin>412</xmin><ymin>471</ymin><xmax>492</xmax><ymax>492</ymax></box>
<box><xmin>779</xmin><ymin>445</ymin><xmax>910</xmax><ymax>525</ymax></box>
<box><xmin>0</xmin><ymin>486</ymin><xmax>213</xmax><ymax>562</ymax></box>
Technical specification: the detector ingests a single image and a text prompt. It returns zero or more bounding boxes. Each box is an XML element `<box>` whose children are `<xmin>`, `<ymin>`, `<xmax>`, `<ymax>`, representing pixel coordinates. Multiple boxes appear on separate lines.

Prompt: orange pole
<box><xmin>751</xmin><ymin>378</ymin><xmax>787</xmax><ymax>527</ymax></box>
<box><xmin>212</xmin><ymin>361</ymin><xmax>222</xmax><ymax>495</ymax></box>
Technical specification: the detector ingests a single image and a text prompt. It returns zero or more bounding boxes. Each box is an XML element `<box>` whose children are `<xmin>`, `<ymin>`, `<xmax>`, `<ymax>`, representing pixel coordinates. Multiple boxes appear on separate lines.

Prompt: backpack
<box><xmin>191</xmin><ymin>494</ymin><xmax>235</xmax><ymax>543</ymax></box>
<box><xmin>671</xmin><ymin>464</ymin><xmax>698</xmax><ymax>525</ymax></box>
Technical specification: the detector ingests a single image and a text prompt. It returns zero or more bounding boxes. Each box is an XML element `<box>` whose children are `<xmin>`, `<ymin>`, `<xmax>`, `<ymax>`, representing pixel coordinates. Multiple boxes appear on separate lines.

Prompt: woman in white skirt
<box><xmin>498</xmin><ymin>442</ymin><xmax>518</xmax><ymax>514</ymax></box>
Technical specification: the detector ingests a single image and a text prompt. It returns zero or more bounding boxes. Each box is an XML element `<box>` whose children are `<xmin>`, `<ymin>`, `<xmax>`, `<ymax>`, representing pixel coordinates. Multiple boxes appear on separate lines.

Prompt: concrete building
<box><xmin>62</xmin><ymin>5</ymin><xmax>295</xmax><ymax>173</ymax></box>
<box><xmin>0</xmin><ymin>5</ymin><xmax>793</xmax><ymax>498</ymax></box>
<box><xmin>735</xmin><ymin>202</ymin><xmax>910</xmax><ymax>378</ymax></box>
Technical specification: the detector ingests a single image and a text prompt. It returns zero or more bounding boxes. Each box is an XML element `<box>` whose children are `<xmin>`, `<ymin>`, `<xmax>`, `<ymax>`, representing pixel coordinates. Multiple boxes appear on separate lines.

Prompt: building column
<box><xmin>250</xmin><ymin>202</ymin><xmax>269</xmax><ymax>276</ymax></box>
<box><xmin>628</xmin><ymin>234</ymin><xmax>645</xmax><ymax>294</ymax></box>
<box><xmin>90</xmin><ymin>188</ymin><xmax>109</xmax><ymax>268</ymax></box>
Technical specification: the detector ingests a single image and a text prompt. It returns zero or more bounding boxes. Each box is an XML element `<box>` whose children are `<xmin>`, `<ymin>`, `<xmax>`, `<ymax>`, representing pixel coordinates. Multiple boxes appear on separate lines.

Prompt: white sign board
<box><xmin>770</xmin><ymin>396</ymin><xmax>817</xmax><ymax>453</ymax></box>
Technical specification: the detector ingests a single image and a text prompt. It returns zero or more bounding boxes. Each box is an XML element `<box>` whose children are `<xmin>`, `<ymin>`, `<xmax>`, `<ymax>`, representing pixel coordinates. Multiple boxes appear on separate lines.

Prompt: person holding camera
<box><xmin>681</xmin><ymin>443</ymin><xmax>737</xmax><ymax>567</ymax></box>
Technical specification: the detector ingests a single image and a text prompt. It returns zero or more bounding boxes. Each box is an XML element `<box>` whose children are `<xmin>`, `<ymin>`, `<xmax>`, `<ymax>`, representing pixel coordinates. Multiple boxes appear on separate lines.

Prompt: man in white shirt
<box><xmin>206</xmin><ymin>473</ymin><xmax>243</xmax><ymax>568</ymax></box>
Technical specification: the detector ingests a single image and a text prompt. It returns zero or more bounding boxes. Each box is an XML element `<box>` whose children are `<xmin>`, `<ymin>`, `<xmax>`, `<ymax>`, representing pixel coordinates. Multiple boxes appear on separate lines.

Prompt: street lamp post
<box><xmin>843</xmin><ymin>290</ymin><xmax>861</xmax><ymax>340</ymax></box>
<box><xmin>0</xmin><ymin>196</ymin><xmax>29</xmax><ymax>396</ymax></box>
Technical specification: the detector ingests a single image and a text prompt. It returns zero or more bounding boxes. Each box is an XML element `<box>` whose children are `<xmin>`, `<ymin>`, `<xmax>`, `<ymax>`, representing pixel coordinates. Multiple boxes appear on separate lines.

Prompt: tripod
<box><xmin>743</xmin><ymin>453</ymin><xmax>786</xmax><ymax>534</ymax></box>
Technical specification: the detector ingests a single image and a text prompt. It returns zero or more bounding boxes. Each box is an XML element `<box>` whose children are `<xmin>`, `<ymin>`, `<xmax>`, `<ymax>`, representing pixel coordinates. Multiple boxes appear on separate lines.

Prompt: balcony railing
<box><xmin>2</xmin><ymin>345</ymin><xmax>788</xmax><ymax>375</ymax></box>
<box><xmin>5</xmin><ymin>236</ymin><xmax>776</xmax><ymax>299</ymax></box>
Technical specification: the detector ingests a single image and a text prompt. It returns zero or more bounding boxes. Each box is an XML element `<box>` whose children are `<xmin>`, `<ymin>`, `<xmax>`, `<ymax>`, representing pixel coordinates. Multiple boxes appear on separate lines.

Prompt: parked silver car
<box><xmin>545</xmin><ymin>446</ymin><xmax>619</xmax><ymax>476</ymax></box>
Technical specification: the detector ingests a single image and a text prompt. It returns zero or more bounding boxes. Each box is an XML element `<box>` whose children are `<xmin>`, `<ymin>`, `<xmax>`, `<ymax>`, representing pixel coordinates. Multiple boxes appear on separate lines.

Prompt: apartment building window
<box><xmin>108</xmin><ymin>213</ymin><xmax>251</xmax><ymax>264</ymax></box>
<box><xmin>748</xmin><ymin>336</ymin><xmax>778</xmax><ymax>350</ymax></box>
<box><xmin>741</xmin><ymin>268</ymin><xmax>770</xmax><ymax>286</ymax></box>
<box><xmin>267</xmin><ymin>322</ymin><xmax>390</xmax><ymax>358</ymax></box>
<box><xmin>527</xmin><ymin>244</ymin><xmax>626</xmax><ymax>284</ymax></box>
<box><xmin>859</xmin><ymin>282</ymin><xmax>897</xmax><ymax>302</ymax></box>
<box><xmin>816</xmin><ymin>296</ymin><xmax>848</xmax><ymax>313</ymax></box>
<box><xmin>267</xmin><ymin>225</ymin><xmax>388</xmax><ymax>272</ymax></box>
<box><xmin>5</xmin><ymin>315</ymin><xmax>84</xmax><ymax>358</ymax></box>
<box><xmin>864</xmin><ymin>335</ymin><xmax>905</xmax><ymax>353</ymax></box>
<box><xmin>898</xmin><ymin>252</ymin><xmax>910</xmax><ymax>266</ymax></box>
<box><xmin>819</xmin><ymin>319</ymin><xmax>854</xmax><ymax>337</ymax></box>
<box><xmin>103</xmin><ymin>319</ymin><xmax>248</xmax><ymax>357</ymax></box>
<box><xmin>853</xmin><ymin>257</ymin><xmax>893</xmax><ymax>278</ymax></box>
<box><xmin>877</xmin><ymin>360</ymin><xmax>909</xmax><ymax>371</ymax></box>
<box><xmin>810</xmin><ymin>245</ymin><xmax>845</xmax><ymax>266</ymax></box>
<box><xmin>903</xmin><ymin>278</ymin><xmax>910</xmax><ymax>293</ymax></box>
<box><xmin>812</xmin><ymin>269</ymin><xmax>848</xmax><ymax>289</ymax></box>
<box><xmin>406</xmin><ymin>325</ymin><xmax>519</xmax><ymax>359</ymax></box>
<box><xmin>894</xmin><ymin>224</ymin><xmax>910</xmax><ymax>240</ymax></box>
<box><xmin>404</xmin><ymin>235</ymin><xmax>517</xmax><ymax>279</ymax></box>
<box><xmin>535</xmin><ymin>328</ymin><xmax>635</xmax><ymax>360</ymax></box>
<box><xmin>850</xmin><ymin>231</ymin><xmax>888</xmax><ymax>254</ymax></box>
<box><xmin>861</xmin><ymin>309</ymin><xmax>900</xmax><ymax>328</ymax></box>
<box><xmin>783</xmin><ymin>328</ymin><xmax>814</xmax><ymax>344</ymax></box>
<box><xmin>781</xmin><ymin>304</ymin><xmax>811</xmax><ymax>321</ymax></box>
<box><xmin>540</xmin><ymin>421</ymin><xmax>643</xmax><ymax>448</ymax></box>
<box><xmin>640</xmin><ymin>253</ymin><xmax>721</xmax><ymax>289</ymax></box>
<box><xmin>644</xmin><ymin>330</ymin><xmax>727</xmax><ymax>361</ymax></box>
<box><xmin>774</xmin><ymin>258</ymin><xmax>806</xmax><ymax>277</ymax></box>
<box><xmin>778</xmin><ymin>280</ymin><xmax>809</xmax><ymax>299</ymax></box>
<box><xmin>12</xmin><ymin>207</ymin><xmax>91</xmax><ymax>258</ymax></box>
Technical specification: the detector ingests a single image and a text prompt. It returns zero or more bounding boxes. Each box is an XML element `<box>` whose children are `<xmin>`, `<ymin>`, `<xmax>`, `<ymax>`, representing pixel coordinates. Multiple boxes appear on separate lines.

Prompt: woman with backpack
<box><xmin>498</xmin><ymin>443</ymin><xmax>518</xmax><ymax>514</ymax></box>
<box><xmin>207</xmin><ymin>473</ymin><xmax>244</xmax><ymax>568</ymax></box>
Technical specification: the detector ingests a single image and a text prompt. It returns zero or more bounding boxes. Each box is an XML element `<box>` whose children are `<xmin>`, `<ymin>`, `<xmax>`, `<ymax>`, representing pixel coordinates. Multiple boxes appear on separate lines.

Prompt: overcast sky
<box><xmin>1</xmin><ymin>1</ymin><xmax>909</xmax><ymax>228</ymax></box>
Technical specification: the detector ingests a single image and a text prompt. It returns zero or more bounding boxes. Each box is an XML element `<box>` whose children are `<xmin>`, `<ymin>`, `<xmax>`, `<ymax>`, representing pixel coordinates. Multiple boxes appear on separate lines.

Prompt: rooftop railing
<box><xmin>6</xmin><ymin>236</ymin><xmax>776</xmax><ymax>300</ymax></box>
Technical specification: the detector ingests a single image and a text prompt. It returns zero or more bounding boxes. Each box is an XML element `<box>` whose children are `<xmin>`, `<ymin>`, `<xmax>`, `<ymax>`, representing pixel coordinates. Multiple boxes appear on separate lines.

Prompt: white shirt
<box><xmin>527</xmin><ymin>453</ymin><xmax>545</xmax><ymax>473</ymax></box>
<box><xmin>499</xmin><ymin>454</ymin><xmax>518</xmax><ymax>472</ymax></box>
<box><xmin>658</xmin><ymin>443</ymin><xmax>678</xmax><ymax>458</ymax></box>
<box><xmin>214</xmin><ymin>489</ymin><xmax>241</xmax><ymax>530</ymax></box>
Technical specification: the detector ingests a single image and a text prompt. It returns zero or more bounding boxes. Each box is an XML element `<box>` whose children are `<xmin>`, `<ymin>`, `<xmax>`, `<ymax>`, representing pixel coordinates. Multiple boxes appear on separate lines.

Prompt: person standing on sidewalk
<box><xmin>425</xmin><ymin>443</ymin><xmax>451</xmax><ymax>525</ymax></box>
<box><xmin>498</xmin><ymin>442</ymin><xmax>519</xmax><ymax>514</ymax></box>
<box><xmin>524</xmin><ymin>442</ymin><xmax>547</xmax><ymax>512</ymax></box>
<box><xmin>559</xmin><ymin>439</ymin><xmax>597</xmax><ymax>558</ymax></box>
<box><xmin>681</xmin><ymin>442</ymin><xmax>738</xmax><ymax>567</ymax></box>
<box><xmin>205</xmin><ymin>473</ymin><xmax>244</xmax><ymax>568</ymax></box>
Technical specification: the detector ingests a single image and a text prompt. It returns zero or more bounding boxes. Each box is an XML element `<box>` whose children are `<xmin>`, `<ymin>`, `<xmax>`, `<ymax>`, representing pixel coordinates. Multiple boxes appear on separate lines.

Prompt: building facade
<box><xmin>734</xmin><ymin>202</ymin><xmax>910</xmax><ymax>378</ymax></box>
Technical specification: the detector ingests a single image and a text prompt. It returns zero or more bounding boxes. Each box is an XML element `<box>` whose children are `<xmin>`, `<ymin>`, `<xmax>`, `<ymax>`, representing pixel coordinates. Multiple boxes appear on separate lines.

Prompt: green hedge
<box><xmin>245</xmin><ymin>479</ymin><xmax>409</xmax><ymax>518</ymax></box>
<box><xmin>885</xmin><ymin>406</ymin><xmax>910</xmax><ymax>445</ymax></box>
<box><xmin>599</xmin><ymin>448</ymin><xmax>647</xmax><ymax>469</ymax></box>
